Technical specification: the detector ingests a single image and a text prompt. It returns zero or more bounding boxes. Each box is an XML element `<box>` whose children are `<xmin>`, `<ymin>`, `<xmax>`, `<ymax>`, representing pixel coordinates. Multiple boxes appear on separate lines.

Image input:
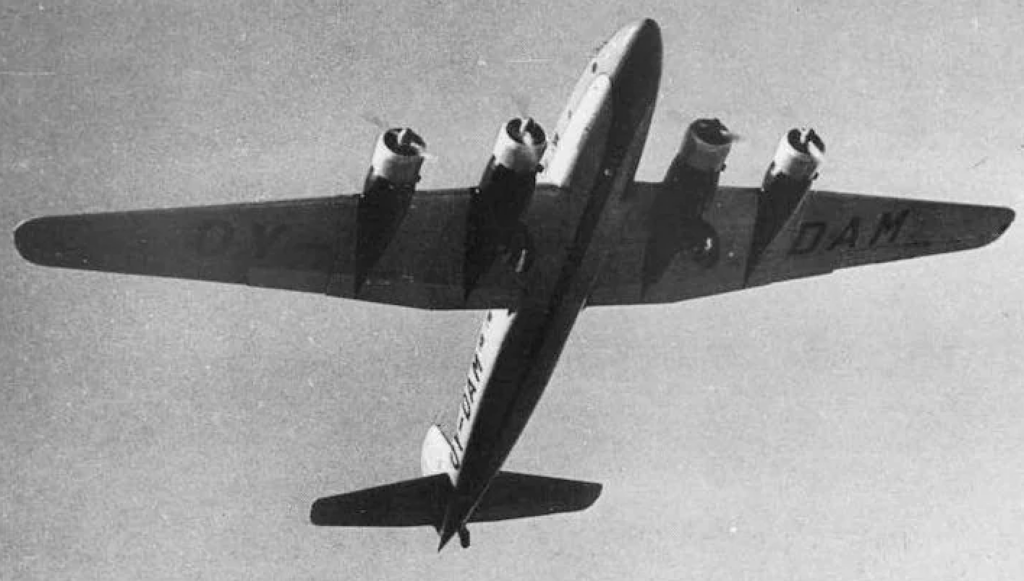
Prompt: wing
<box><xmin>589</xmin><ymin>183</ymin><xmax>1014</xmax><ymax>306</ymax></box>
<box><xmin>14</xmin><ymin>186</ymin><xmax>569</xmax><ymax>310</ymax></box>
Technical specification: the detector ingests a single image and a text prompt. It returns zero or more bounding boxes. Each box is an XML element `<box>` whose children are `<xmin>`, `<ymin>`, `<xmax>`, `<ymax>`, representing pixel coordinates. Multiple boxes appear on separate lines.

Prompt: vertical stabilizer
<box><xmin>421</xmin><ymin>425</ymin><xmax>458</xmax><ymax>485</ymax></box>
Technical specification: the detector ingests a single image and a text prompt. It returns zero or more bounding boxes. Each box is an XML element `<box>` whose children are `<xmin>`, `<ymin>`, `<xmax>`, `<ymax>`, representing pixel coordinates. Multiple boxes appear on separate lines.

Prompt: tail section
<box><xmin>310</xmin><ymin>470</ymin><xmax>601</xmax><ymax>543</ymax></box>
<box><xmin>310</xmin><ymin>425</ymin><xmax>602</xmax><ymax>549</ymax></box>
<box><xmin>312</xmin><ymin>425</ymin><xmax>456</xmax><ymax>528</ymax></box>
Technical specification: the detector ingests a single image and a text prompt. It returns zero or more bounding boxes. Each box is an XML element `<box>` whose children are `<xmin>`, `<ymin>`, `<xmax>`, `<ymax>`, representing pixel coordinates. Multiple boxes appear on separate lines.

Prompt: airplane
<box><xmin>13</xmin><ymin>19</ymin><xmax>1015</xmax><ymax>552</ymax></box>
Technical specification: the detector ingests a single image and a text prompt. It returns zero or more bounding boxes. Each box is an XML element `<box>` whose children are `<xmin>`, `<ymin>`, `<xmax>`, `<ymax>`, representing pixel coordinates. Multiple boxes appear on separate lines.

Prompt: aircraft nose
<box><xmin>630</xmin><ymin>18</ymin><xmax>662</xmax><ymax>70</ymax></box>
<box><xmin>595</xmin><ymin>19</ymin><xmax>662</xmax><ymax>83</ymax></box>
<box><xmin>607</xmin><ymin>18</ymin><xmax>662</xmax><ymax>107</ymax></box>
<box><xmin>617</xmin><ymin>18</ymin><xmax>657</xmax><ymax>41</ymax></box>
<box><xmin>634</xmin><ymin>18</ymin><xmax>661</xmax><ymax>42</ymax></box>
<box><xmin>604</xmin><ymin>18</ymin><xmax>660</xmax><ymax>57</ymax></box>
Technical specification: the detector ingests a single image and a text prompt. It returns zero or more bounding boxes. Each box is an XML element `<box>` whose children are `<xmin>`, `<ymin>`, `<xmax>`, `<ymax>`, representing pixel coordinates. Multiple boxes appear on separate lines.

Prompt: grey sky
<box><xmin>2</xmin><ymin>1</ymin><xmax>1023</xmax><ymax>579</ymax></box>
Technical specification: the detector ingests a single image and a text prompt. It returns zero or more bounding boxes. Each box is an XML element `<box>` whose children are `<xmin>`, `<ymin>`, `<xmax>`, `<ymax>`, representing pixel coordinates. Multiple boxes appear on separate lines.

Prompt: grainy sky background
<box><xmin>2</xmin><ymin>1</ymin><xmax>1023</xmax><ymax>579</ymax></box>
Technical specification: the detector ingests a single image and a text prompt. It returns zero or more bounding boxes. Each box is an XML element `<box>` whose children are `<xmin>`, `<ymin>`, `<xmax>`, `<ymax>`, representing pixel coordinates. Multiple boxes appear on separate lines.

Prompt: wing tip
<box><xmin>950</xmin><ymin>204</ymin><xmax>1016</xmax><ymax>250</ymax></box>
<box><xmin>309</xmin><ymin>496</ymin><xmax>337</xmax><ymax>526</ymax></box>
<box><xmin>995</xmin><ymin>205</ymin><xmax>1015</xmax><ymax>236</ymax></box>
<box><xmin>13</xmin><ymin>216</ymin><xmax>56</xmax><ymax>266</ymax></box>
<box><xmin>578</xmin><ymin>481</ymin><xmax>603</xmax><ymax>511</ymax></box>
<box><xmin>979</xmin><ymin>205</ymin><xmax>1015</xmax><ymax>248</ymax></box>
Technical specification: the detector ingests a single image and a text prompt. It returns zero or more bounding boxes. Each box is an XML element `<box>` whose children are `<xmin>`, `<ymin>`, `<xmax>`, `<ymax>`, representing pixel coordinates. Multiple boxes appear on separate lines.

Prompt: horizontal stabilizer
<box><xmin>310</xmin><ymin>471</ymin><xmax>601</xmax><ymax>528</ymax></box>
<box><xmin>469</xmin><ymin>471</ymin><xmax>602</xmax><ymax>523</ymax></box>
<box><xmin>310</xmin><ymin>474</ymin><xmax>450</xmax><ymax>527</ymax></box>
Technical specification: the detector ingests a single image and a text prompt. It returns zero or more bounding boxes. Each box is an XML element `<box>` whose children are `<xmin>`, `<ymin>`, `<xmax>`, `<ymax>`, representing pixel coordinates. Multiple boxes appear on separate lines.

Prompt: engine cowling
<box><xmin>366</xmin><ymin>127</ymin><xmax>426</xmax><ymax>189</ymax></box>
<box><xmin>662</xmin><ymin>118</ymin><xmax>735</xmax><ymax>217</ymax></box>
<box><xmin>762</xmin><ymin>128</ymin><xmax>824</xmax><ymax>188</ymax></box>
<box><xmin>491</xmin><ymin>117</ymin><xmax>547</xmax><ymax>175</ymax></box>
<box><xmin>677</xmin><ymin>117</ymin><xmax>734</xmax><ymax>172</ymax></box>
<box><xmin>355</xmin><ymin>128</ymin><xmax>427</xmax><ymax>294</ymax></box>
<box><xmin>475</xmin><ymin>117</ymin><xmax>547</xmax><ymax>226</ymax></box>
<box><xmin>463</xmin><ymin>118</ymin><xmax>548</xmax><ymax>300</ymax></box>
<box><xmin>758</xmin><ymin>127</ymin><xmax>826</xmax><ymax>222</ymax></box>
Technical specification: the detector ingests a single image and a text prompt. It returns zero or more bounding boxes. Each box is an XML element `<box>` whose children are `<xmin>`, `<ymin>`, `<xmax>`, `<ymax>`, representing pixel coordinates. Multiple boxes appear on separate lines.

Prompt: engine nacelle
<box><xmin>475</xmin><ymin>117</ymin><xmax>547</xmax><ymax>218</ymax></box>
<box><xmin>641</xmin><ymin>119</ymin><xmax>733</xmax><ymax>292</ymax></box>
<box><xmin>463</xmin><ymin>118</ymin><xmax>548</xmax><ymax>299</ymax></box>
<box><xmin>662</xmin><ymin>118</ymin><xmax>734</xmax><ymax>218</ymax></box>
<box><xmin>747</xmin><ymin>128</ymin><xmax>827</xmax><ymax>281</ymax></box>
<box><xmin>355</xmin><ymin>128</ymin><xmax>427</xmax><ymax>294</ymax></box>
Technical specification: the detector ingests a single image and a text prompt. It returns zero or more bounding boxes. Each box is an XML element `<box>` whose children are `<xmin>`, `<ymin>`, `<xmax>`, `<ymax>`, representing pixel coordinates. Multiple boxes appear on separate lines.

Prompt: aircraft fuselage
<box><xmin>437</xmin><ymin>19</ymin><xmax>663</xmax><ymax>549</ymax></box>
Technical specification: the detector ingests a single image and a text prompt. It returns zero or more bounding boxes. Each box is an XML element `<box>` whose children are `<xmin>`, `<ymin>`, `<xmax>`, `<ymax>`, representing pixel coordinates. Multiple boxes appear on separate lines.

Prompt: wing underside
<box><xmin>14</xmin><ymin>183</ymin><xmax>1012</xmax><ymax>309</ymax></box>
<box><xmin>14</xmin><ymin>187</ymin><xmax>569</xmax><ymax>310</ymax></box>
<box><xmin>16</xmin><ymin>196</ymin><xmax>347</xmax><ymax>294</ymax></box>
<box><xmin>588</xmin><ymin>184</ymin><xmax>1014</xmax><ymax>306</ymax></box>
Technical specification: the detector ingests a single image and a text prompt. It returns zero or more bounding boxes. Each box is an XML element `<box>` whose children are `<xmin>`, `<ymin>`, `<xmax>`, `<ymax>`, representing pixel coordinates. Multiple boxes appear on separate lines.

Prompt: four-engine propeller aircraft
<box><xmin>14</xmin><ymin>19</ymin><xmax>1014</xmax><ymax>551</ymax></box>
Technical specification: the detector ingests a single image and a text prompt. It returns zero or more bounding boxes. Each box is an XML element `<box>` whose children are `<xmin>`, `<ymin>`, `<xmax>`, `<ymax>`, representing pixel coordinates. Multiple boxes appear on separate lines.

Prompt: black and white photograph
<box><xmin>3</xmin><ymin>2</ymin><xmax>1022</xmax><ymax>579</ymax></box>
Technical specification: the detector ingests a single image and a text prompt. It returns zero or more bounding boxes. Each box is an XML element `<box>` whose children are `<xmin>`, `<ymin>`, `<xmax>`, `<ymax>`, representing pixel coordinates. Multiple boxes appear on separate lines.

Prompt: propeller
<box><xmin>510</xmin><ymin>91</ymin><xmax>531</xmax><ymax>119</ymax></box>
<box><xmin>509</xmin><ymin>117</ymin><xmax>546</xmax><ymax>147</ymax></box>
<box><xmin>358</xmin><ymin>110</ymin><xmax>437</xmax><ymax>161</ymax></box>
<box><xmin>501</xmin><ymin>91</ymin><xmax>546</xmax><ymax>147</ymax></box>
<box><xmin>787</xmin><ymin>127</ymin><xmax>825</xmax><ymax>157</ymax></box>
<box><xmin>691</xmin><ymin>117</ymin><xmax>742</xmax><ymax>146</ymax></box>
<box><xmin>358</xmin><ymin>110</ymin><xmax>390</xmax><ymax>132</ymax></box>
<box><xmin>392</xmin><ymin>127</ymin><xmax>426</xmax><ymax>156</ymax></box>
